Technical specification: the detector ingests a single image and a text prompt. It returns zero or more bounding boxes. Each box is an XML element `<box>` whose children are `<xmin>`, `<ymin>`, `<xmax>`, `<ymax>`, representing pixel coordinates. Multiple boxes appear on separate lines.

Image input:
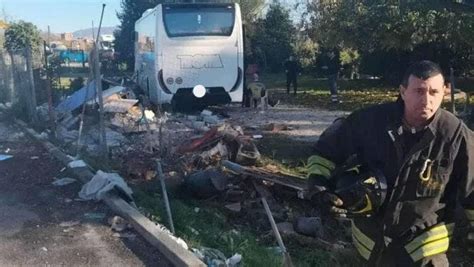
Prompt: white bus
<box><xmin>134</xmin><ymin>3</ymin><xmax>244</xmax><ymax>109</ymax></box>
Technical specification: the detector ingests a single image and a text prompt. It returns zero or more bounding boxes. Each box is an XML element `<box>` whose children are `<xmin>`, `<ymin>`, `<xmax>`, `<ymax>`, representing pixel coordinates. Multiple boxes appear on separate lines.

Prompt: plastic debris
<box><xmin>0</xmin><ymin>154</ymin><xmax>13</xmax><ymax>161</ymax></box>
<box><xmin>226</xmin><ymin>253</ymin><xmax>242</xmax><ymax>267</ymax></box>
<box><xmin>192</xmin><ymin>247</ymin><xmax>227</xmax><ymax>267</ymax></box>
<box><xmin>79</xmin><ymin>170</ymin><xmax>133</xmax><ymax>202</ymax></box>
<box><xmin>52</xmin><ymin>177</ymin><xmax>77</xmax><ymax>186</ymax></box>
<box><xmin>67</xmin><ymin>160</ymin><xmax>87</xmax><ymax>168</ymax></box>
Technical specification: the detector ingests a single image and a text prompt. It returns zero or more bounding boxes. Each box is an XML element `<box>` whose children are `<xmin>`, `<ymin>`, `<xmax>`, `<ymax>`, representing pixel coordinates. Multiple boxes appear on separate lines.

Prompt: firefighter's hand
<box><xmin>311</xmin><ymin>191</ymin><xmax>348</xmax><ymax>218</ymax></box>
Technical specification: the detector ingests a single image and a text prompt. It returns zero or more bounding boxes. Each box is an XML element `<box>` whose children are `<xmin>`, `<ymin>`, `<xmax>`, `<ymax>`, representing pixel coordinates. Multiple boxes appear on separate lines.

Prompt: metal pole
<box><xmin>47</xmin><ymin>25</ymin><xmax>51</xmax><ymax>47</ymax></box>
<box><xmin>25</xmin><ymin>47</ymin><xmax>38</xmax><ymax>123</ymax></box>
<box><xmin>156</xmin><ymin>159</ymin><xmax>175</xmax><ymax>234</ymax></box>
<box><xmin>260</xmin><ymin>196</ymin><xmax>294</xmax><ymax>267</ymax></box>
<box><xmin>95</xmin><ymin>4</ymin><xmax>108</xmax><ymax>158</ymax></box>
<box><xmin>91</xmin><ymin>21</ymin><xmax>96</xmax><ymax>43</ymax></box>
<box><xmin>43</xmin><ymin>40</ymin><xmax>56</xmax><ymax>133</ymax></box>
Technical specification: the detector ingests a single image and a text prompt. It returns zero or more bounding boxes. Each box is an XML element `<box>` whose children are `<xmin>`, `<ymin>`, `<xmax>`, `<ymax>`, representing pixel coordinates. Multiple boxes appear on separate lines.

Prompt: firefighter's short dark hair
<box><xmin>402</xmin><ymin>60</ymin><xmax>444</xmax><ymax>87</ymax></box>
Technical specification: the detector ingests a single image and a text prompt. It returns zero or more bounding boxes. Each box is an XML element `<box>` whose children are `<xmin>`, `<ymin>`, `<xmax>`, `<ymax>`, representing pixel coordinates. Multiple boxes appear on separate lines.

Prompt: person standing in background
<box><xmin>284</xmin><ymin>56</ymin><xmax>300</xmax><ymax>95</ymax></box>
<box><xmin>322</xmin><ymin>49</ymin><xmax>342</xmax><ymax>103</ymax></box>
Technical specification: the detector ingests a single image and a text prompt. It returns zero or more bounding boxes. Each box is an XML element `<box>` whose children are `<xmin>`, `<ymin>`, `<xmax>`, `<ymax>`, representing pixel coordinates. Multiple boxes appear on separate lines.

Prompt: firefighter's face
<box><xmin>400</xmin><ymin>74</ymin><xmax>445</xmax><ymax>127</ymax></box>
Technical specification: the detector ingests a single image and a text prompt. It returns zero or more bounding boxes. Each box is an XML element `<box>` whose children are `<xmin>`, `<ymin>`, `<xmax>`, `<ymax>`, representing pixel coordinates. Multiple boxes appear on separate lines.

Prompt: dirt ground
<box><xmin>223</xmin><ymin>103</ymin><xmax>348</xmax><ymax>143</ymax></box>
<box><xmin>0</xmin><ymin>119</ymin><xmax>172</xmax><ymax>266</ymax></box>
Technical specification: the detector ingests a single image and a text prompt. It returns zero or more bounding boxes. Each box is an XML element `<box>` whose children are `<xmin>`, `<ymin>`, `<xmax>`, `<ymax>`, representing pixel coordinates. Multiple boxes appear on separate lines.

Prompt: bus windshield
<box><xmin>163</xmin><ymin>5</ymin><xmax>235</xmax><ymax>37</ymax></box>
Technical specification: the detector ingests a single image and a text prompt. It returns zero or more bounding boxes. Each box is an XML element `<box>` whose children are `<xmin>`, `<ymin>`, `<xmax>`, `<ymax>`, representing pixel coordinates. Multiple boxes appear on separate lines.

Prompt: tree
<box><xmin>306</xmin><ymin>0</ymin><xmax>474</xmax><ymax>78</ymax></box>
<box><xmin>253</xmin><ymin>3</ymin><xmax>296</xmax><ymax>72</ymax></box>
<box><xmin>4</xmin><ymin>20</ymin><xmax>41</xmax><ymax>53</ymax></box>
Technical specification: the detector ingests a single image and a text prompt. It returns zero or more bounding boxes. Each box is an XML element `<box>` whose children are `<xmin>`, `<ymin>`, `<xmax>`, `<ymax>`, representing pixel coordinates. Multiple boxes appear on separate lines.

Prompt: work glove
<box><xmin>306</xmin><ymin>174</ymin><xmax>347</xmax><ymax>218</ymax></box>
<box><xmin>310</xmin><ymin>191</ymin><xmax>348</xmax><ymax>218</ymax></box>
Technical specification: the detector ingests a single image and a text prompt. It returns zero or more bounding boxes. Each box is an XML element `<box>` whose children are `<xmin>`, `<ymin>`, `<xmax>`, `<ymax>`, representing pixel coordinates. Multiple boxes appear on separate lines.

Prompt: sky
<box><xmin>0</xmin><ymin>0</ymin><xmax>122</xmax><ymax>33</ymax></box>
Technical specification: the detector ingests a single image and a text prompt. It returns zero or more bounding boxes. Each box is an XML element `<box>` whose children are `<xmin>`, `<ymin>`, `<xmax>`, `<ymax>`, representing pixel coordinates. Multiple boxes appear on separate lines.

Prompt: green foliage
<box><xmin>251</xmin><ymin>3</ymin><xmax>295</xmax><ymax>72</ymax></box>
<box><xmin>4</xmin><ymin>20</ymin><xmax>41</xmax><ymax>53</ymax></box>
<box><xmin>235</xmin><ymin>0</ymin><xmax>265</xmax><ymax>23</ymax></box>
<box><xmin>133</xmin><ymin>188</ymin><xmax>284</xmax><ymax>266</ymax></box>
<box><xmin>293</xmin><ymin>38</ymin><xmax>319</xmax><ymax>72</ymax></box>
<box><xmin>69</xmin><ymin>77</ymin><xmax>85</xmax><ymax>92</ymax></box>
<box><xmin>306</xmin><ymin>0</ymin><xmax>474</xmax><ymax>77</ymax></box>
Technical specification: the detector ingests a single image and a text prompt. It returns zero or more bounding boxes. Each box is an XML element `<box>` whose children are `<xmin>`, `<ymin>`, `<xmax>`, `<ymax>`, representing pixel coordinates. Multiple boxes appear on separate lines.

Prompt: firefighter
<box><xmin>306</xmin><ymin>60</ymin><xmax>474</xmax><ymax>266</ymax></box>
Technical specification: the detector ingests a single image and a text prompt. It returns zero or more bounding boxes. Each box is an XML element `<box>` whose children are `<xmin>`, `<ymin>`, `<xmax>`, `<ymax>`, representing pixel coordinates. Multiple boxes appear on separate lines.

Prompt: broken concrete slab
<box><xmin>202</xmin><ymin>115</ymin><xmax>221</xmax><ymax>125</ymax></box>
<box><xmin>201</xmin><ymin>110</ymin><xmax>213</xmax><ymax>116</ymax></box>
<box><xmin>224</xmin><ymin>202</ymin><xmax>241</xmax><ymax>212</ymax></box>
<box><xmin>104</xmin><ymin>99</ymin><xmax>139</xmax><ymax>113</ymax></box>
<box><xmin>88</xmin><ymin>128</ymin><xmax>127</xmax><ymax>147</ymax></box>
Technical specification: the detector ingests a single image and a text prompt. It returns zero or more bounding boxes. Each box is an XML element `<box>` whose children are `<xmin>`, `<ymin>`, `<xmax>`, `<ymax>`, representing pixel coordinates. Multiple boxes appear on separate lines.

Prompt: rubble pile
<box><xmin>35</xmin><ymin>80</ymin><xmax>348</xmax><ymax>261</ymax></box>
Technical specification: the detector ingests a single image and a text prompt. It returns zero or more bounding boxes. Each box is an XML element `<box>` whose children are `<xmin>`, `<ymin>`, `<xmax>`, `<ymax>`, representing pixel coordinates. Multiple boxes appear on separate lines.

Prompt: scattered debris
<box><xmin>293</xmin><ymin>217</ymin><xmax>324</xmax><ymax>238</ymax></box>
<box><xmin>59</xmin><ymin>220</ymin><xmax>80</xmax><ymax>228</ymax></box>
<box><xmin>104</xmin><ymin>99</ymin><xmax>139</xmax><ymax>113</ymax></box>
<box><xmin>192</xmin><ymin>247</ymin><xmax>227</xmax><ymax>267</ymax></box>
<box><xmin>108</xmin><ymin>216</ymin><xmax>131</xmax><ymax>232</ymax></box>
<box><xmin>67</xmin><ymin>160</ymin><xmax>87</xmax><ymax>169</ymax></box>
<box><xmin>262</xmin><ymin>123</ymin><xmax>291</xmax><ymax>132</ymax></box>
<box><xmin>224</xmin><ymin>202</ymin><xmax>242</xmax><ymax>213</ymax></box>
<box><xmin>226</xmin><ymin>253</ymin><xmax>242</xmax><ymax>267</ymax></box>
<box><xmin>52</xmin><ymin>177</ymin><xmax>77</xmax><ymax>186</ymax></box>
<box><xmin>83</xmin><ymin>212</ymin><xmax>106</xmax><ymax>220</ymax></box>
<box><xmin>0</xmin><ymin>154</ymin><xmax>13</xmax><ymax>161</ymax></box>
<box><xmin>79</xmin><ymin>170</ymin><xmax>134</xmax><ymax>202</ymax></box>
<box><xmin>112</xmin><ymin>232</ymin><xmax>137</xmax><ymax>239</ymax></box>
<box><xmin>55</xmin><ymin>82</ymin><xmax>96</xmax><ymax>114</ymax></box>
<box><xmin>185</xmin><ymin>168</ymin><xmax>228</xmax><ymax>199</ymax></box>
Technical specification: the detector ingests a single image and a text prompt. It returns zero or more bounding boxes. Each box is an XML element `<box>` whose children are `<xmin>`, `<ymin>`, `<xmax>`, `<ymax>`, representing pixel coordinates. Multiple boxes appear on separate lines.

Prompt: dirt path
<box><xmin>0</xmin><ymin>120</ymin><xmax>172</xmax><ymax>266</ymax></box>
<box><xmin>223</xmin><ymin>104</ymin><xmax>348</xmax><ymax>142</ymax></box>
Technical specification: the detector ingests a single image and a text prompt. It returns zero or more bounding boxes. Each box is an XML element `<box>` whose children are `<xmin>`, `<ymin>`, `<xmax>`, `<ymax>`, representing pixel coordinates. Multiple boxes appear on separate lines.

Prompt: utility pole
<box><xmin>25</xmin><ymin>46</ymin><xmax>38</xmax><ymax>123</ymax></box>
<box><xmin>95</xmin><ymin>4</ymin><xmax>108</xmax><ymax>159</ymax></box>
<box><xmin>47</xmin><ymin>25</ymin><xmax>51</xmax><ymax>46</ymax></box>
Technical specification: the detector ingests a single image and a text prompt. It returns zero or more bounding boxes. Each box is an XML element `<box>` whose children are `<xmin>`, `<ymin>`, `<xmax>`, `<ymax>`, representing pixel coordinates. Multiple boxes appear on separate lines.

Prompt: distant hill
<box><xmin>72</xmin><ymin>26</ymin><xmax>118</xmax><ymax>39</ymax></box>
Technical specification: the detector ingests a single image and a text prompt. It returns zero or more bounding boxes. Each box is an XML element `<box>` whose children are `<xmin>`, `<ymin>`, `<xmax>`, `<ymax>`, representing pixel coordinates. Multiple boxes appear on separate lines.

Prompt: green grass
<box><xmin>261</xmin><ymin>73</ymin><xmax>474</xmax><ymax>113</ymax></box>
<box><xmin>133</xmin><ymin>186</ymin><xmax>286</xmax><ymax>266</ymax></box>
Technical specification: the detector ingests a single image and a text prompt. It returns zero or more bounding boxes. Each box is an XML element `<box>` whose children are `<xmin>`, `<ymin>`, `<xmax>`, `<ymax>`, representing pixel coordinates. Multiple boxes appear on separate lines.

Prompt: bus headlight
<box><xmin>193</xmin><ymin>85</ymin><xmax>206</xmax><ymax>98</ymax></box>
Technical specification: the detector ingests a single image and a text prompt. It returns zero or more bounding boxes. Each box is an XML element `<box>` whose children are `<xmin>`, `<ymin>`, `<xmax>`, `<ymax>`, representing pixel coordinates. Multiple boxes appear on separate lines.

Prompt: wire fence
<box><xmin>0</xmin><ymin>48</ymin><xmax>45</xmax><ymax>121</ymax></box>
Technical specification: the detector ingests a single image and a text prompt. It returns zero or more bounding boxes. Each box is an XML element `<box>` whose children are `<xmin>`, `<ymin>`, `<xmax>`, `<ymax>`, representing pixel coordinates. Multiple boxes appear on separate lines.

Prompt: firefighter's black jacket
<box><xmin>308</xmin><ymin>100</ymin><xmax>474</xmax><ymax>265</ymax></box>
